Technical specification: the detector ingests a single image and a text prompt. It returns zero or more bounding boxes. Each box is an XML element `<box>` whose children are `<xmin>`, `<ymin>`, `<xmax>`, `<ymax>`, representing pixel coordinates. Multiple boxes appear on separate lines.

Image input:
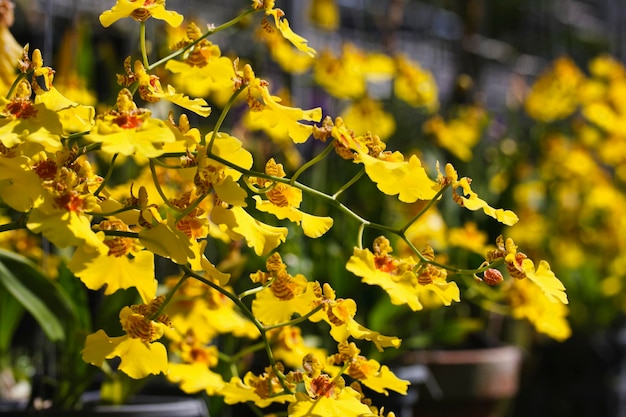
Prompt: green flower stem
<box><xmin>140</xmin><ymin>21</ymin><xmax>149</xmax><ymax>68</ymax></box>
<box><xmin>356</xmin><ymin>223</ymin><xmax>365</xmax><ymax>250</ymax></box>
<box><xmin>101</xmin><ymin>230</ymin><xmax>139</xmax><ymax>239</ymax></box>
<box><xmin>148</xmin><ymin>8</ymin><xmax>257</xmax><ymax>71</ymax></box>
<box><xmin>0</xmin><ymin>219</ymin><xmax>26</xmax><ymax>233</ymax></box>
<box><xmin>175</xmin><ymin>192</ymin><xmax>208</xmax><ymax>223</ymax></box>
<box><xmin>182</xmin><ymin>264</ymin><xmax>294</xmax><ymax>393</ymax></box>
<box><xmin>206</xmin><ymin>85</ymin><xmax>246</xmax><ymax>151</ymax></box>
<box><xmin>182</xmin><ymin>264</ymin><xmax>263</xmax><ymax>334</ymax></box>
<box><xmin>242</xmin><ymin>175</ymin><xmax>276</xmax><ymax>194</ymax></box>
<box><xmin>149</xmin><ymin>160</ymin><xmax>181</xmax><ymax>211</ymax></box>
<box><xmin>151</xmin><ymin>158</ymin><xmax>184</xmax><ymax>169</ymax></box>
<box><xmin>80</xmin><ymin>142</ymin><xmax>103</xmax><ymax>154</ymax></box>
<box><xmin>402</xmin><ymin>233</ymin><xmax>505</xmax><ymax>275</ymax></box>
<box><xmin>263</xmin><ymin>304</ymin><xmax>324</xmax><ymax>332</ymax></box>
<box><xmin>289</xmin><ymin>141</ymin><xmax>335</xmax><ymax>185</ymax></box>
<box><xmin>229</xmin><ymin>341</ymin><xmax>266</xmax><ymax>363</ymax></box>
<box><xmin>86</xmin><ymin>205</ymin><xmax>139</xmax><ymax>217</ymax></box>
<box><xmin>5</xmin><ymin>71</ymin><xmax>30</xmax><ymax>99</ymax></box>
<box><xmin>332</xmin><ymin>167</ymin><xmax>365</xmax><ymax>199</ymax></box>
<box><xmin>237</xmin><ymin>283</ymin><xmax>270</xmax><ymax>300</ymax></box>
<box><xmin>206</xmin><ymin>152</ymin><xmax>371</xmax><ymax>227</ymax></box>
<box><xmin>399</xmin><ymin>184</ymin><xmax>450</xmax><ymax>234</ymax></box>
<box><xmin>93</xmin><ymin>153</ymin><xmax>119</xmax><ymax>197</ymax></box>
<box><xmin>150</xmin><ymin>274</ymin><xmax>189</xmax><ymax>320</ymax></box>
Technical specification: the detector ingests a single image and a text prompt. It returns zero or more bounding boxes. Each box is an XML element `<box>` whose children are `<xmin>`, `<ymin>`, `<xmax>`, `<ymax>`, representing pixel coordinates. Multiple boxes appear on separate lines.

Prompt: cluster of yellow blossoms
<box><xmin>0</xmin><ymin>0</ymin><xmax>570</xmax><ymax>415</ymax></box>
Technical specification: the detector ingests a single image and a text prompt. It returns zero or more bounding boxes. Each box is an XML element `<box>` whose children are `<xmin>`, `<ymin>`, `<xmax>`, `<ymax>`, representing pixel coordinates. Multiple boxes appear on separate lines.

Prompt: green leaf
<box><xmin>0</xmin><ymin>287</ymin><xmax>25</xmax><ymax>354</ymax></box>
<box><xmin>0</xmin><ymin>249</ymin><xmax>69</xmax><ymax>342</ymax></box>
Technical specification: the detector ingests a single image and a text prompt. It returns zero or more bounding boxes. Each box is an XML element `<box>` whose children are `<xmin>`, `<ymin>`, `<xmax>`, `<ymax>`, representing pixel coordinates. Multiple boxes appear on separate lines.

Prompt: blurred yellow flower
<box><xmin>394</xmin><ymin>54</ymin><xmax>439</xmax><ymax>112</ymax></box>
<box><xmin>525</xmin><ymin>56</ymin><xmax>584</xmax><ymax>122</ymax></box>
<box><xmin>99</xmin><ymin>0</ymin><xmax>183</xmax><ymax>28</ymax></box>
<box><xmin>340</xmin><ymin>97</ymin><xmax>396</xmax><ymax>141</ymax></box>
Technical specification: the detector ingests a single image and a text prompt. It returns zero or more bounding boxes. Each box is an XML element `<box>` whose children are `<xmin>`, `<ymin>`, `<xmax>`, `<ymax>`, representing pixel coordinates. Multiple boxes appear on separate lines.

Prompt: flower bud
<box><xmin>483</xmin><ymin>268</ymin><xmax>504</xmax><ymax>286</ymax></box>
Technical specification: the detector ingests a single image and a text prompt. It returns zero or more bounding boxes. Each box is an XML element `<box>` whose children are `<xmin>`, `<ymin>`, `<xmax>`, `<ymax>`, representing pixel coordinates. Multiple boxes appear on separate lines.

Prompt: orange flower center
<box><xmin>5</xmin><ymin>99</ymin><xmax>37</xmax><ymax>119</ymax></box>
<box><xmin>113</xmin><ymin>113</ymin><xmax>143</xmax><ymax>129</ymax></box>
<box><xmin>54</xmin><ymin>191</ymin><xmax>84</xmax><ymax>212</ymax></box>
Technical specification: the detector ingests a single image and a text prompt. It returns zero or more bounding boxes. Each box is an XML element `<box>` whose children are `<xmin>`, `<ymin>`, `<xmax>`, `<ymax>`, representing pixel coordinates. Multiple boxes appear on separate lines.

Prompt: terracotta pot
<box><xmin>383</xmin><ymin>345</ymin><xmax>523</xmax><ymax>417</ymax></box>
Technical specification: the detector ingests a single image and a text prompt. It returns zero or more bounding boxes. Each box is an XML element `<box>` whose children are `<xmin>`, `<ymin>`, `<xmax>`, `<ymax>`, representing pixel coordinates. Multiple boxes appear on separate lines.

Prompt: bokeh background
<box><xmin>8</xmin><ymin>1</ymin><xmax>626</xmax><ymax>416</ymax></box>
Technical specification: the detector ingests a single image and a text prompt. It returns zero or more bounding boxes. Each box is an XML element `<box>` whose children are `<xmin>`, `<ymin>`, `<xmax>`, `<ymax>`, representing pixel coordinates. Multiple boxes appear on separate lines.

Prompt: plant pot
<box><xmin>381</xmin><ymin>345</ymin><xmax>522</xmax><ymax>417</ymax></box>
<box><xmin>0</xmin><ymin>394</ymin><xmax>209</xmax><ymax>417</ymax></box>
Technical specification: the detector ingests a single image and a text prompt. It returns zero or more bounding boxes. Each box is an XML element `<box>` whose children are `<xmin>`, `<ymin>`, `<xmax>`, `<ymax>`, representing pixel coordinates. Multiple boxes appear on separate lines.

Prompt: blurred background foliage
<box><xmin>7</xmin><ymin>0</ymin><xmax>626</xmax><ymax>416</ymax></box>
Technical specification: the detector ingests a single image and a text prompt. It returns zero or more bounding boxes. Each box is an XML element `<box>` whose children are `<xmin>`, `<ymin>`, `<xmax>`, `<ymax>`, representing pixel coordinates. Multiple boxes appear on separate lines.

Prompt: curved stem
<box><xmin>5</xmin><ymin>71</ymin><xmax>29</xmax><ymax>99</ymax></box>
<box><xmin>86</xmin><ymin>205</ymin><xmax>139</xmax><ymax>217</ymax></box>
<box><xmin>402</xmin><ymin>232</ymin><xmax>505</xmax><ymax>275</ymax></box>
<box><xmin>151</xmin><ymin>274</ymin><xmax>189</xmax><ymax>317</ymax></box>
<box><xmin>399</xmin><ymin>184</ymin><xmax>449</xmax><ymax>234</ymax></box>
<box><xmin>140</xmin><ymin>21</ymin><xmax>149</xmax><ymax>68</ymax></box>
<box><xmin>0</xmin><ymin>219</ymin><xmax>26</xmax><ymax>233</ymax></box>
<box><xmin>148</xmin><ymin>8</ymin><xmax>257</xmax><ymax>71</ymax></box>
<box><xmin>206</xmin><ymin>85</ymin><xmax>246</xmax><ymax>151</ymax></box>
<box><xmin>101</xmin><ymin>230</ymin><xmax>139</xmax><ymax>239</ymax></box>
<box><xmin>264</xmin><ymin>304</ymin><xmax>324</xmax><ymax>332</ymax></box>
<box><xmin>93</xmin><ymin>153</ymin><xmax>119</xmax><ymax>197</ymax></box>
<box><xmin>149</xmin><ymin>160</ymin><xmax>180</xmax><ymax>211</ymax></box>
<box><xmin>206</xmin><ymin>151</ymin><xmax>372</xmax><ymax>227</ymax></box>
<box><xmin>242</xmin><ymin>176</ymin><xmax>276</xmax><ymax>194</ymax></box>
<box><xmin>238</xmin><ymin>283</ymin><xmax>270</xmax><ymax>300</ymax></box>
<box><xmin>229</xmin><ymin>341</ymin><xmax>266</xmax><ymax>363</ymax></box>
<box><xmin>289</xmin><ymin>141</ymin><xmax>335</xmax><ymax>185</ymax></box>
<box><xmin>175</xmin><ymin>192</ymin><xmax>208</xmax><ymax>223</ymax></box>
<box><xmin>182</xmin><ymin>264</ymin><xmax>293</xmax><ymax>393</ymax></box>
<box><xmin>332</xmin><ymin>167</ymin><xmax>365</xmax><ymax>199</ymax></box>
<box><xmin>356</xmin><ymin>223</ymin><xmax>365</xmax><ymax>250</ymax></box>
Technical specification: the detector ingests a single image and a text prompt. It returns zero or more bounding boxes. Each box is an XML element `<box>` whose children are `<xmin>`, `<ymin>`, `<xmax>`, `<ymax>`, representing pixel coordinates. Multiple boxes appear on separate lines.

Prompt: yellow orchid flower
<box><xmin>28</xmin><ymin>49</ymin><xmax>95</xmax><ymax>135</ymax></box>
<box><xmin>67</xmin><ymin>218</ymin><xmax>156</xmax><ymax>303</ymax></box>
<box><xmin>509</xmin><ymin>277</ymin><xmax>571</xmax><ymax>341</ymax></box>
<box><xmin>251</xmin><ymin>253</ymin><xmax>322</xmax><ymax>324</ymax></box>
<box><xmin>194</xmin><ymin>134</ymin><xmax>252</xmax><ymax>207</ymax></box>
<box><xmin>86</xmin><ymin>89</ymin><xmax>176</xmax><ymax>158</ymax></box>
<box><xmin>99</xmin><ymin>0</ymin><xmax>183</xmax><ymax>28</ymax></box>
<box><xmin>165</xmin><ymin>22</ymin><xmax>236</xmax><ymax>97</ymax></box>
<box><xmin>328</xmin><ymin>342</ymin><xmax>409</xmax><ymax>396</ymax></box>
<box><xmin>243</xmin><ymin>64</ymin><xmax>322</xmax><ymax>144</ymax></box>
<box><xmin>82</xmin><ymin>296</ymin><xmax>171</xmax><ymax>379</ymax></box>
<box><xmin>221</xmin><ymin>372</ymin><xmax>295</xmax><ymax>407</ymax></box>
<box><xmin>289</xmin><ymin>387</ymin><xmax>376</xmax><ymax>417</ymax></box>
<box><xmin>212</xmin><ymin>204</ymin><xmax>288</xmax><ymax>256</ymax></box>
<box><xmin>439</xmin><ymin>162</ymin><xmax>519</xmax><ymax>226</ymax></box>
<box><xmin>423</xmin><ymin>104</ymin><xmax>488</xmax><ymax>162</ymax></box>
<box><xmin>309</xmin><ymin>283</ymin><xmax>401</xmax><ymax>351</ymax></box>
<box><xmin>166</xmin><ymin>330</ymin><xmax>226</xmax><ymax>395</ymax></box>
<box><xmin>0</xmin><ymin>153</ymin><xmax>45</xmax><ymax>212</ymax></box>
<box><xmin>346</xmin><ymin>237</ymin><xmax>460</xmax><ymax>312</ymax></box>
<box><xmin>252</xmin><ymin>159</ymin><xmax>333</xmax><ymax>238</ymax></box>
<box><xmin>257</xmin><ymin>0</ymin><xmax>316</xmax><ymax>57</ymax></box>
<box><xmin>119</xmin><ymin>59</ymin><xmax>211</xmax><ymax>117</ymax></box>
<box><xmin>256</xmin><ymin>26</ymin><xmax>314</xmax><ymax>74</ymax></box>
<box><xmin>0</xmin><ymin>80</ymin><xmax>63</xmax><ymax>153</ymax></box>
<box><xmin>271</xmin><ymin>327</ymin><xmax>328</xmax><ymax>370</ymax></box>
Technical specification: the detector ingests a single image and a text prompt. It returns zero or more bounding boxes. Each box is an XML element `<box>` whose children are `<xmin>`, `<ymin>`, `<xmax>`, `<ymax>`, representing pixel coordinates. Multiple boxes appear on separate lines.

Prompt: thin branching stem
<box><xmin>93</xmin><ymin>153</ymin><xmax>119</xmax><ymax>197</ymax></box>
<box><xmin>148</xmin><ymin>8</ymin><xmax>257</xmax><ymax>71</ymax></box>
<box><xmin>289</xmin><ymin>141</ymin><xmax>335</xmax><ymax>185</ymax></box>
